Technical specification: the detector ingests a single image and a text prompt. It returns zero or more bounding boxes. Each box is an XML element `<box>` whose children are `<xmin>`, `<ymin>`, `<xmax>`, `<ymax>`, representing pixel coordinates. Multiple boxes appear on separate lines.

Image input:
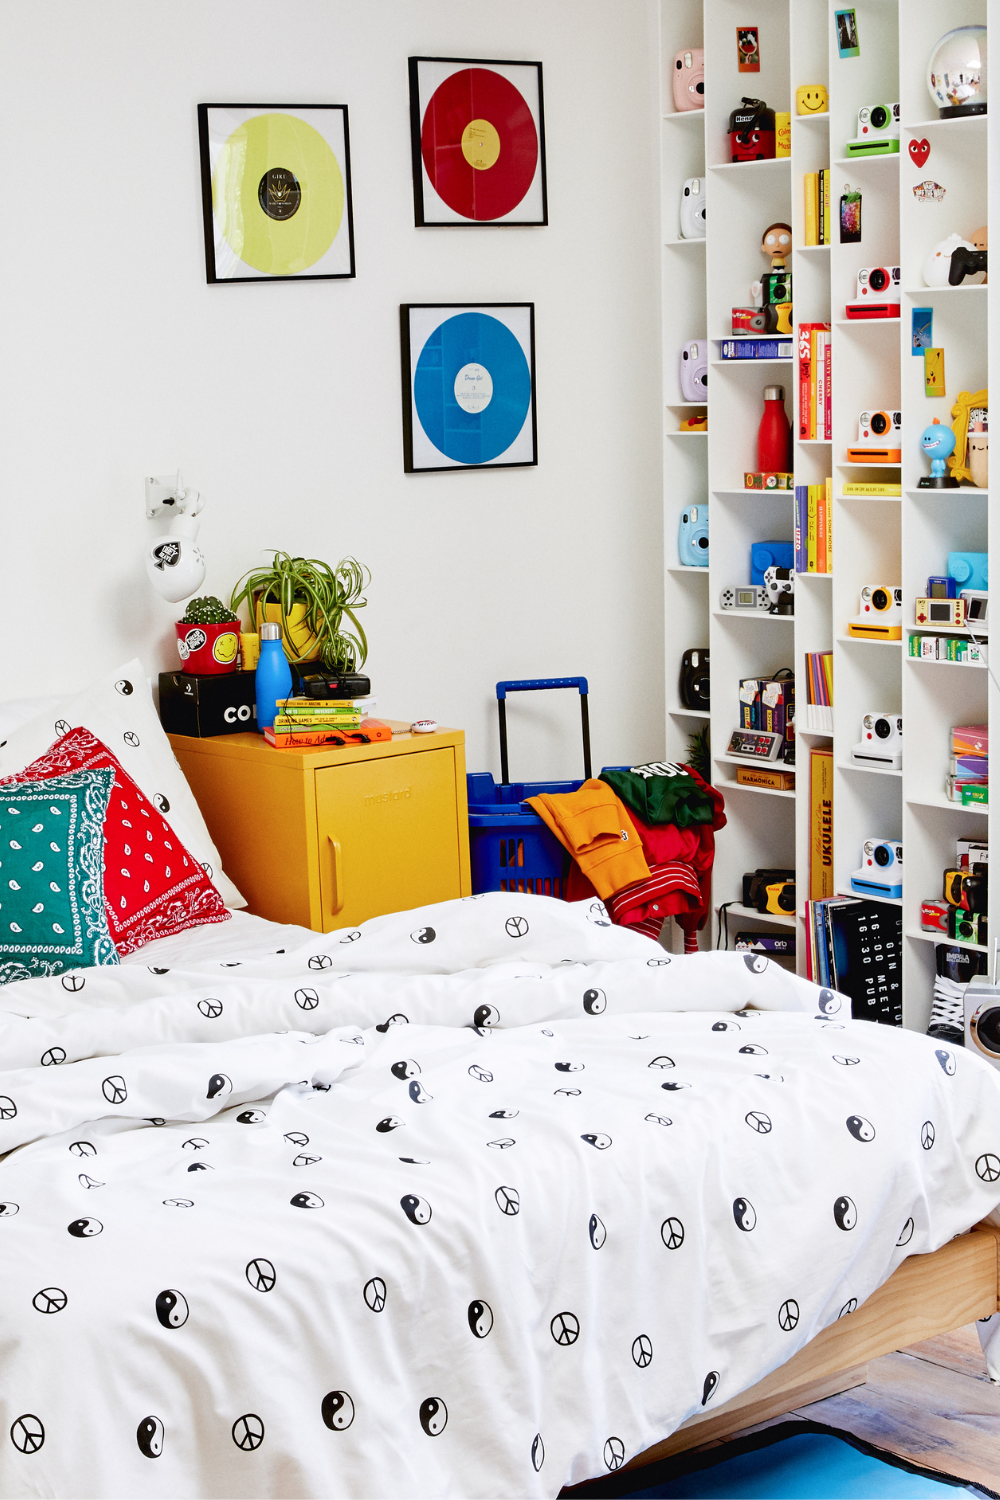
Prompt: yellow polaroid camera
<box><xmin>848</xmin><ymin>585</ymin><xmax>902</xmax><ymax>640</ymax></box>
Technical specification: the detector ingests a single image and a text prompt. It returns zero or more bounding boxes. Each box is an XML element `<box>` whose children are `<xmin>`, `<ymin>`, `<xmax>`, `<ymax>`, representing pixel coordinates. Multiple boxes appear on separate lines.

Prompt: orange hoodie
<box><xmin>527</xmin><ymin>779</ymin><xmax>650</xmax><ymax>899</ymax></box>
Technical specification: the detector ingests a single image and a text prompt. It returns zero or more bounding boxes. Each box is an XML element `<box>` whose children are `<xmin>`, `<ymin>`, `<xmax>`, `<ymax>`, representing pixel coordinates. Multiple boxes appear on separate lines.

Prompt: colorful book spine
<box><xmin>817</xmin><ymin>168</ymin><xmax>826</xmax><ymax>246</ymax></box>
<box><xmin>841</xmin><ymin>482</ymin><xmax>902</xmax><ymax>496</ymax></box>
<box><xmin>797</xmin><ymin>325</ymin><xmax>814</xmax><ymax>439</ymax></box>
<box><xmin>806</xmin><ymin>485</ymin><xmax>818</xmax><ymax>572</ymax></box>
<box><xmin>816</xmin><ymin>485</ymin><xmax>827</xmax><ymax>574</ymax></box>
<box><xmin>794</xmin><ymin>486</ymin><xmax>807</xmax><ymax>573</ymax></box>
<box><xmin>823</xmin><ymin>340</ymin><xmax>833</xmax><ymax>438</ymax></box>
<box><xmin>825</xmin><ymin>477</ymin><xmax>833</xmax><ymax>568</ymax></box>
<box><xmin>822</xmin><ymin>170</ymin><xmax>831</xmax><ymax>244</ymax></box>
<box><xmin>275</xmin><ymin>699</ymin><xmax>366</xmax><ymax>715</ymax></box>
<box><xmin>720</xmin><ymin>338</ymin><xmax>794</xmax><ymax>359</ymax></box>
<box><xmin>814</xmin><ymin>333</ymin><xmax>825</xmax><ymax>445</ymax></box>
<box><xmin>810</xmin><ymin>748</ymin><xmax>835</xmax><ymax>899</ymax></box>
<box><xmin>804</xmin><ymin>172</ymin><xmax>819</xmax><ymax>246</ymax></box>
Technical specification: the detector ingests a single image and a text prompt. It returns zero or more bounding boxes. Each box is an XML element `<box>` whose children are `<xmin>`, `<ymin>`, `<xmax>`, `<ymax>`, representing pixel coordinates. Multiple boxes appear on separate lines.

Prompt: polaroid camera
<box><xmin>846</xmin><ymin>266</ymin><xmax>900</xmax><ymax>320</ymax></box>
<box><xmin>965</xmin><ymin>977</ymin><xmax>1000</xmax><ymax>1072</ymax></box>
<box><xmin>679</xmin><ymin>179</ymin><xmax>706</xmax><ymax>239</ymax></box>
<box><xmin>845</xmin><ymin>103</ymin><xmax>900</xmax><ymax>157</ymax></box>
<box><xmin>678</xmin><ymin>504</ymin><xmax>709</xmax><ymax>567</ymax></box>
<box><xmin>680</xmin><ymin>340</ymin><xmax>708</xmax><ymax>400</ymax></box>
<box><xmin>852</xmin><ymin>713</ymin><xmax>902</xmax><ymax>770</ymax></box>
<box><xmin>851</xmin><ymin>838</ymin><xmax>902</xmax><ymax>900</ymax></box>
<box><xmin>848</xmin><ymin>584</ymin><xmax>903</xmax><ymax>640</ymax></box>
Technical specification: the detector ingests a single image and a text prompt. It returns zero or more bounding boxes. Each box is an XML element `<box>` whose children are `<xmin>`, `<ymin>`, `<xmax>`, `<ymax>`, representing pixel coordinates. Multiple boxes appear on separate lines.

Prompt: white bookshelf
<box><xmin>657</xmin><ymin>0</ymin><xmax>991</xmax><ymax>1030</ymax></box>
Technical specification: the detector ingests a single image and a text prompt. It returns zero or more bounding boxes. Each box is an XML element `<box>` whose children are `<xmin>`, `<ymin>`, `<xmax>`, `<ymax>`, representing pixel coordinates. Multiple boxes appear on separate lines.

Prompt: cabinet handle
<box><xmin>328</xmin><ymin>837</ymin><xmax>345</xmax><ymax>915</ymax></box>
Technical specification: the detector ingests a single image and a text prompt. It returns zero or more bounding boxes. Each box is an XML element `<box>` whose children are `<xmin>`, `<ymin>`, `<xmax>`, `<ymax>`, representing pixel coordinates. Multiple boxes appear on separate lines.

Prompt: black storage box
<box><xmin>158</xmin><ymin>671</ymin><xmax>257</xmax><ymax>737</ymax></box>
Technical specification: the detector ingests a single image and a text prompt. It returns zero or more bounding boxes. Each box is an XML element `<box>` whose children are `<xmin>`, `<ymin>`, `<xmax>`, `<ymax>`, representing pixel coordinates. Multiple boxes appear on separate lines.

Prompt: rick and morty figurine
<box><xmin>918</xmin><ymin>417</ymin><xmax>958</xmax><ymax>487</ymax></box>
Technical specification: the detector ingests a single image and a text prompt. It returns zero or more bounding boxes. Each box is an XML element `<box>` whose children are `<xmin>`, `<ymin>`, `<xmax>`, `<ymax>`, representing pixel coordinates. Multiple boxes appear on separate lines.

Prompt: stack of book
<box><xmin>804</xmin><ymin>896</ymin><xmax>902</xmax><ymax>1025</ymax></box>
<box><xmin>265</xmin><ymin>698</ymin><xmax>369</xmax><ymax>748</ymax></box>
<box><xmin>803</xmin><ymin>652</ymin><xmax>833</xmax><ymax>734</ymax></box>
<box><xmin>794</xmin><ymin>480</ymin><xmax>832</xmax><ymax>573</ymax></box>
<box><xmin>803</xmin><ymin>169</ymin><xmax>831</xmax><ymax>246</ymax></box>
<box><xmin>797</xmin><ymin>323</ymin><xmax>831</xmax><ymax>439</ymax></box>
<box><xmin>948</xmin><ymin>723</ymin><xmax>988</xmax><ymax>806</ymax></box>
<box><xmin>739</xmin><ymin>675</ymin><xmax>795</xmax><ymax>761</ymax></box>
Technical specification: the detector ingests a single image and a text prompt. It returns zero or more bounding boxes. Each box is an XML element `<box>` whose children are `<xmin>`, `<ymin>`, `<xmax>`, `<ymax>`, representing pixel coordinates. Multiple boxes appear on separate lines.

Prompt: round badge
<box><xmin>212</xmin><ymin>631</ymin><xmax>239</xmax><ymax>664</ymax></box>
<box><xmin>420</xmin><ymin>68</ymin><xmax>538</xmax><ymax>220</ymax></box>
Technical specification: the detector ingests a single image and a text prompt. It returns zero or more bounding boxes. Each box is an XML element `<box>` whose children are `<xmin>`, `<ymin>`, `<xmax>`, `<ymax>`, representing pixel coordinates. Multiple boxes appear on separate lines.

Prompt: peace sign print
<box><xmin>32</xmin><ymin>1287</ymin><xmax>67</xmax><ymax>1315</ymax></box>
<box><xmin>338</xmin><ymin>931</ymin><xmax>361</xmax><ymax>944</ymax></box>
<box><xmin>495</xmin><ymin>1185</ymin><xmax>520</xmax><ymax>1216</ymax></box>
<box><xmin>182</xmin><ymin>1137</ymin><xmax>209</xmax><ymax>1151</ymax></box>
<box><xmin>419</xmin><ymin>1397</ymin><xmax>448</xmax><ymax>1436</ymax></box>
<box><xmin>136</xmin><ymin>1416</ymin><xmax>164</xmax><ymax>1458</ymax></box>
<box><xmin>61</xmin><ymin>973</ymin><xmax>85</xmax><ymax>993</ymax></box>
<box><xmin>660</xmin><ymin>1216</ymin><xmax>685</xmax><ymax>1250</ymax></box>
<box><xmin>604</xmin><ymin>1437</ymin><xmax>625</xmax><ymax>1470</ymax></box>
<box><xmin>293</xmin><ymin>1153</ymin><xmax>321</xmax><ymax>1167</ymax></box>
<box><xmin>583</xmin><ymin>988</ymin><xmax>607</xmax><ymax>1015</ymax></box>
<box><xmin>469</xmin><ymin>1064</ymin><xmax>494</xmax><ymax>1083</ymax></box>
<box><xmin>102</xmin><ymin>1076</ymin><xmax>127</xmax><ymax>1105</ymax></box>
<box><xmin>10</xmin><ymin>1414</ymin><xmax>44</xmax><ymax>1454</ymax></box>
<box><xmin>0</xmin><ymin>1096</ymin><xmax>16</xmax><ymax>1120</ymax></box>
<box><xmin>231</xmin><ymin>1414</ymin><xmax>264</xmax><ymax>1451</ymax></box>
<box><xmin>308</xmin><ymin>954</ymin><xmax>334</xmax><ymax>970</ymax></box>
<box><xmin>246</xmin><ymin>1259</ymin><xmax>277</xmax><ymax>1293</ymax></box>
<box><xmin>40</xmin><ymin>1048</ymin><xmax>66</xmax><ymax>1067</ymax></box>
<box><xmin>838</xmin><ymin>1298</ymin><xmax>858</xmax><ymax>1318</ymax></box>
<box><xmin>745</xmin><ymin>1111</ymin><xmax>772</xmax><ymax>1134</ymax></box>
<box><xmin>921</xmin><ymin>1121</ymin><xmax>936</xmax><ymax>1151</ymax></box>
<box><xmin>162</xmin><ymin>1198</ymin><xmax>194</xmax><ymax>1208</ymax></box>
<box><xmin>505</xmin><ymin>916</ymin><xmax>529</xmax><ymax>939</ymax></box>
<box><xmin>78</xmin><ymin>1174</ymin><xmax>104</xmax><ymax>1190</ymax></box>
<box><xmin>632</xmin><ymin>1334</ymin><xmax>653</xmax><ymax>1367</ymax></box>
<box><xmin>833</xmin><ymin>1055</ymin><xmax>860</xmax><ymax>1067</ymax></box>
<box><xmin>977</xmin><ymin>1153</ymin><xmax>1000</xmax><ymax>1183</ymax></box>
<box><xmin>778</xmin><ymin>1299</ymin><xmax>799</xmax><ymax>1331</ymax></box>
<box><xmin>364</xmin><ymin>1277</ymin><xmax>387</xmax><ymax>1312</ymax></box>
<box><xmin>488</xmin><ymin>1137</ymin><xmax>515</xmax><ymax>1150</ymax></box>
<box><xmin>897</xmin><ymin>1218</ymin><xmax>914</xmax><ymax>1247</ymax></box>
<box><xmin>122</xmin><ymin>731</ymin><xmax>140</xmax><ymax>748</ymax></box>
<box><xmin>648</xmin><ymin>1055</ymin><xmax>675</xmax><ymax>1070</ymax></box>
<box><xmin>550</xmin><ymin>1311</ymin><xmax>580</xmax><ymax>1346</ymax></box>
<box><xmin>294</xmin><ymin>988</ymin><xmax>319</xmax><ymax>1011</ymax></box>
<box><xmin>198</xmin><ymin>998</ymin><xmax>223</xmax><ymax>1019</ymax></box>
<box><xmin>54</xmin><ymin>719</ymin><xmax>71</xmax><ymax>736</ymax></box>
<box><xmin>322</xmin><ymin>1391</ymin><xmax>355</xmax><ymax>1431</ymax></box>
<box><xmin>285</xmin><ymin>1132</ymin><xmax>309</xmax><ymax>1146</ymax></box>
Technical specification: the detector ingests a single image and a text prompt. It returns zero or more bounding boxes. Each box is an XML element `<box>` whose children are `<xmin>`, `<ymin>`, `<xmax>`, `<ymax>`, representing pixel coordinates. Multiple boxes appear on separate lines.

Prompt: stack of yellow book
<box><xmin>267</xmin><ymin>698</ymin><xmax>365</xmax><ymax>746</ymax></box>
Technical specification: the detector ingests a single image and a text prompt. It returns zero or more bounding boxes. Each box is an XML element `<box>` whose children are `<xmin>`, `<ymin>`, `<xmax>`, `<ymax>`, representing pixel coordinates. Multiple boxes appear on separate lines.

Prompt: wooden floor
<box><xmin>704</xmin><ymin>1325</ymin><xmax>1000</xmax><ymax>1494</ymax></box>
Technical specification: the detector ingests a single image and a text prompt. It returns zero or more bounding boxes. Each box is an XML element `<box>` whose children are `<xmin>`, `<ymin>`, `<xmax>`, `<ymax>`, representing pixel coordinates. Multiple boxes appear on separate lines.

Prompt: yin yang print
<box><xmin>0</xmin><ymin>890</ymin><xmax>997</xmax><ymax>1500</ymax></box>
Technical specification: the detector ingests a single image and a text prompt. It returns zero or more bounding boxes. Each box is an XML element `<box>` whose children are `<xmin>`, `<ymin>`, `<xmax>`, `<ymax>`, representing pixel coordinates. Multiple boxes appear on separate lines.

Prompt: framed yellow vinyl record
<box><xmin>197</xmin><ymin>104</ymin><xmax>355</xmax><ymax>282</ymax></box>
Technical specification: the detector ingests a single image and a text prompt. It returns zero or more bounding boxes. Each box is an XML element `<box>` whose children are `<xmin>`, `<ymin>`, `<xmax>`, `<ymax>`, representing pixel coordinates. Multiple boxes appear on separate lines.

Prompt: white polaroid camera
<box><xmin>852</xmin><ymin>712</ymin><xmax>902</xmax><ymax>770</ymax></box>
<box><xmin>851</xmin><ymin>838</ymin><xmax>902</xmax><ymax>900</ymax></box>
<box><xmin>679</xmin><ymin>178</ymin><xmax>706</xmax><ymax>239</ymax></box>
<box><xmin>966</xmin><ymin>978</ymin><xmax>1000</xmax><ymax>1072</ymax></box>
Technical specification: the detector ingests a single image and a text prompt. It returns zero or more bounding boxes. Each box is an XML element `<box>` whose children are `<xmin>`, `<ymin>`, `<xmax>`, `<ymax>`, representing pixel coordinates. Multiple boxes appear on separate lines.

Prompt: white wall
<box><xmin>1</xmin><ymin>0</ymin><xmax>664</xmax><ymax>782</ymax></box>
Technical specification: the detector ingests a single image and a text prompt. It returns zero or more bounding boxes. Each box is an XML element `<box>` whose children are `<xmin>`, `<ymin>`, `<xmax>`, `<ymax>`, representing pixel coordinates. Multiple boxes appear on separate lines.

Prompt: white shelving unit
<box><xmin>657</xmin><ymin>0</ymin><xmax>991</xmax><ymax>1031</ymax></box>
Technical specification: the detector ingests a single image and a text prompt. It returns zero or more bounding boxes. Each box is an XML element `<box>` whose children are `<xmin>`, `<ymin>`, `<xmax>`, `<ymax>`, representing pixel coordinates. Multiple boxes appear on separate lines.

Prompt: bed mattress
<box><xmin>0</xmin><ymin>892</ymin><xmax>998</xmax><ymax>1498</ymax></box>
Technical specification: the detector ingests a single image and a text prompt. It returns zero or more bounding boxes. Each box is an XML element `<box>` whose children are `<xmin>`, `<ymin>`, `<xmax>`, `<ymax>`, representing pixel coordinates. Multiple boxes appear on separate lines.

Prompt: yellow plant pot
<box><xmin>257</xmin><ymin>600</ymin><xmax>320</xmax><ymax>661</ymax></box>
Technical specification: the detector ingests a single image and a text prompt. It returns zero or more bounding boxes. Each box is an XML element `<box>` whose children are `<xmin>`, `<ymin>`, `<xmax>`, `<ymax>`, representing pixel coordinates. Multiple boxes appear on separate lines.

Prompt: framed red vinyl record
<box><xmin>408</xmin><ymin>57</ymin><xmax>547</xmax><ymax>226</ymax></box>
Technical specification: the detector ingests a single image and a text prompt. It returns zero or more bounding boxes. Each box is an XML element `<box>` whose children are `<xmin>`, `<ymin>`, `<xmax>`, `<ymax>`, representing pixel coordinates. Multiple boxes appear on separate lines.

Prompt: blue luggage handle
<box><xmin>496</xmin><ymin>678</ymin><xmax>592</xmax><ymax>786</ymax></box>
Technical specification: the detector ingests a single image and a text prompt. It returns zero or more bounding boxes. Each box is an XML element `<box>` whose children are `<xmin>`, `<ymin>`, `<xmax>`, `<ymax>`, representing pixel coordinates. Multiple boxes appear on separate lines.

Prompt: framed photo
<box><xmin>400</xmin><ymin>303</ymin><xmax>537</xmax><ymax>473</ymax></box>
<box><xmin>408</xmin><ymin>58</ymin><xmax>547</xmax><ymax>226</ymax></box>
<box><xmin>834</xmin><ymin>9</ymin><xmax>860</xmax><ymax>59</ymax></box>
<box><xmin>197</xmin><ymin>104</ymin><xmax>355</xmax><ymax>282</ymax></box>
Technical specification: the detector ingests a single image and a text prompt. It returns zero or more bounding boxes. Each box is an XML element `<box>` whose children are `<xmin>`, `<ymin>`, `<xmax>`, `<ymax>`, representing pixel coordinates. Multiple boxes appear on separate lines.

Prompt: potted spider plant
<box><xmin>230</xmin><ymin>552</ymin><xmax>370</xmax><ymax>672</ymax></box>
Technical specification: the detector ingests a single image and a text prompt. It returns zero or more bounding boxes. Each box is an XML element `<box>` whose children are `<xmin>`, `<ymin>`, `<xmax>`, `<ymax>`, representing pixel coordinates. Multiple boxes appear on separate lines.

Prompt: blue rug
<box><xmin>560</xmin><ymin>1422</ymin><xmax>998</xmax><ymax>1500</ymax></box>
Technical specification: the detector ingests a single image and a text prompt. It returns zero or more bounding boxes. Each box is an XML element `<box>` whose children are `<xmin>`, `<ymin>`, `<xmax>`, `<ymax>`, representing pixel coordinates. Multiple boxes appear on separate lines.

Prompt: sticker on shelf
<box><xmin>913</xmin><ymin>180</ymin><xmax>946</xmax><ymax>203</ymax></box>
<box><xmin>834</xmin><ymin>9</ymin><xmax>860</xmax><ymax>59</ymax></box>
<box><xmin>911</xmin><ymin>307</ymin><xmax>933</xmax><ymax>355</ymax></box>
<box><xmin>908</xmin><ymin>137</ymin><xmax>931</xmax><ymax>168</ymax></box>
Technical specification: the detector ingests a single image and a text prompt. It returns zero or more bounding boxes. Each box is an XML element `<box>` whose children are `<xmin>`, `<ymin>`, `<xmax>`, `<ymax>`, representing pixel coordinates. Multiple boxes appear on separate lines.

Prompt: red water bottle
<box><xmin>758</xmin><ymin>384</ymin><xmax>792</xmax><ymax>472</ymax></box>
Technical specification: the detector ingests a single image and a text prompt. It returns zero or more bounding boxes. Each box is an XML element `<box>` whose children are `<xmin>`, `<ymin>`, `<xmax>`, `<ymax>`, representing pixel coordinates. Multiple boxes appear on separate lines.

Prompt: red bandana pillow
<box><xmin>2</xmin><ymin>727</ymin><xmax>230</xmax><ymax>955</ymax></box>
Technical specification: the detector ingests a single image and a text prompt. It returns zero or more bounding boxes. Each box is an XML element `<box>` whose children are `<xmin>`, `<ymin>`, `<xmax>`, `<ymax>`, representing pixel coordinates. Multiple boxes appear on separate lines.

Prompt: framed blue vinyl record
<box><xmin>400</xmin><ymin>303</ymin><xmax>536</xmax><ymax>472</ymax></box>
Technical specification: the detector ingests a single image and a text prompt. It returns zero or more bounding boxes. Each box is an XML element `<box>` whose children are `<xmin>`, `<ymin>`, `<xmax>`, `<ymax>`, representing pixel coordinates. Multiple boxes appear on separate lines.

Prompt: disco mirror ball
<box><xmin>927</xmin><ymin>26</ymin><xmax>988</xmax><ymax>117</ymax></box>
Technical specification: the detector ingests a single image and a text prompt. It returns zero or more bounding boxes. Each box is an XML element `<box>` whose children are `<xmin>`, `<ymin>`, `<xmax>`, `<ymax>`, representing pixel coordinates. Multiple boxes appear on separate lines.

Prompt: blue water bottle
<box><xmin>255</xmin><ymin>622</ymin><xmax>293</xmax><ymax>732</ymax></box>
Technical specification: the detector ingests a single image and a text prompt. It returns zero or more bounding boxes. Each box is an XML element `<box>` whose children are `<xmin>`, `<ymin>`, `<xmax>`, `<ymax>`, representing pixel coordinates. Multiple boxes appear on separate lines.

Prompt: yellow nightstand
<box><xmin>168</xmin><ymin>723</ymin><xmax>471</xmax><ymax>932</ymax></box>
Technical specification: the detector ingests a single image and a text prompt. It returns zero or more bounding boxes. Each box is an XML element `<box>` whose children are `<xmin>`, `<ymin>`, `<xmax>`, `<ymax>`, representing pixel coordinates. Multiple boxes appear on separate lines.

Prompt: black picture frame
<box><xmin>197</xmin><ymin>103</ymin><xmax>356</xmax><ymax>283</ymax></box>
<box><xmin>408</xmin><ymin>58</ymin><xmax>548</xmax><ymax>227</ymax></box>
<box><xmin>400</xmin><ymin>302</ymin><xmax>538</xmax><ymax>473</ymax></box>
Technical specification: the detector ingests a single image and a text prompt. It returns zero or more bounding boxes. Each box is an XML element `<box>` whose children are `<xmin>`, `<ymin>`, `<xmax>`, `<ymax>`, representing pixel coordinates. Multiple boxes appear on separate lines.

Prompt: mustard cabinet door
<box><xmin>315</xmin><ymin>749</ymin><xmax>462</xmax><ymax>931</ymax></box>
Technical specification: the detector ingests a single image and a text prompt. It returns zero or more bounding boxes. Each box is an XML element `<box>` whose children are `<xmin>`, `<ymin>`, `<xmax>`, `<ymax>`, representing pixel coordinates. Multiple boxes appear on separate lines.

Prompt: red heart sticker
<box><xmin>909</xmin><ymin>137</ymin><xmax>930</xmax><ymax>168</ymax></box>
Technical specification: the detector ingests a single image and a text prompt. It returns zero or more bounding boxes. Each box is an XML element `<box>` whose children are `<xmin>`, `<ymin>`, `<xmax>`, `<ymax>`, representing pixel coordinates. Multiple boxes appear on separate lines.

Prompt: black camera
<box><xmin>742</xmin><ymin>868</ymin><xmax>795</xmax><ymax>910</ymax></box>
<box><xmin>300</xmin><ymin>670</ymin><xmax>371</xmax><ymax>700</ymax></box>
<box><xmin>949</xmin><ymin>246</ymin><xmax>988</xmax><ymax>286</ymax></box>
<box><xmin>680</xmin><ymin>648</ymin><xmax>710</xmax><ymax>710</ymax></box>
<box><xmin>943</xmin><ymin>866</ymin><xmax>988</xmax><ymax>913</ymax></box>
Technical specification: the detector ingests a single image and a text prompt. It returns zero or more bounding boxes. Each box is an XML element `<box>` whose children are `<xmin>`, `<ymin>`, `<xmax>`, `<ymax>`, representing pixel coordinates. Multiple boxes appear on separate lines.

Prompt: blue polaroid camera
<box><xmin>948</xmin><ymin>552</ymin><xmax>988</xmax><ymax>593</ymax></box>
<box><xmin>679</xmin><ymin>504</ymin><xmax>709</xmax><ymax>567</ymax></box>
<box><xmin>750</xmin><ymin>540</ymin><xmax>794</xmax><ymax>585</ymax></box>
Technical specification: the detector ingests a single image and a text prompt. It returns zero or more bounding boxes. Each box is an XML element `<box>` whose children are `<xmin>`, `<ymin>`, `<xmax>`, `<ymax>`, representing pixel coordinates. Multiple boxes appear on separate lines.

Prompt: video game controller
<box><xmin>764</xmin><ymin>565</ymin><xmax>795</xmax><ymax>613</ymax></box>
<box><xmin>949</xmin><ymin>246</ymin><xmax>988</xmax><ymax>286</ymax></box>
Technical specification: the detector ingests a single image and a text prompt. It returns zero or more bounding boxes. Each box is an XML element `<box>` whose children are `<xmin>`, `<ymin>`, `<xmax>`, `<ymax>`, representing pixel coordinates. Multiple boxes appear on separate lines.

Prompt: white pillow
<box><xmin>0</xmin><ymin>659</ymin><xmax>245</xmax><ymax>909</ymax></box>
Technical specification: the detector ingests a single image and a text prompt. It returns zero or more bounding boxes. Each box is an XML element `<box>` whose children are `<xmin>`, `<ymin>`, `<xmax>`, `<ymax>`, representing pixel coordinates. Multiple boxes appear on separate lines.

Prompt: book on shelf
<box><xmin>276</xmin><ymin>698</ymin><xmax>371</xmax><ymax>716</ymax></box>
<box><xmin>840</xmin><ymin>481</ymin><xmax>901</xmax><ymax>496</ymax></box>
<box><xmin>821</xmin><ymin>167</ymin><xmax>830</xmax><ymax>245</ymax></box>
<box><xmin>797</xmin><ymin>323</ymin><xmax>831</xmax><ymax>440</ymax></box>
<box><xmin>805</xmin><ymin>897</ymin><xmax>902</xmax><ymax>1025</ymax></box>
<box><xmin>795</xmin><ymin>483</ymin><xmax>832</xmax><ymax>573</ymax></box>
<box><xmin>804</xmin><ymin>172</ymin><xmax>818</xmax><ymax>245</ymax></box>
<box><xmin>809</xmin><ymin>747</ymin><xmax>834</xmax><ymax>899</ymax></box>
<box><xmin>805</xmin><ymin>651</ymin><xmax>833</xmax><ymax>707</ymax></box>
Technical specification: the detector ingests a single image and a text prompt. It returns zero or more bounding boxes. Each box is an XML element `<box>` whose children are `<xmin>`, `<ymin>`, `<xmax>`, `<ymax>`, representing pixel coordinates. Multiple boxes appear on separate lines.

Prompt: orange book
<box><xmin>265</xmin><ymin>718</ymin><xmax>392</xmax><ymax>749</ymax></box>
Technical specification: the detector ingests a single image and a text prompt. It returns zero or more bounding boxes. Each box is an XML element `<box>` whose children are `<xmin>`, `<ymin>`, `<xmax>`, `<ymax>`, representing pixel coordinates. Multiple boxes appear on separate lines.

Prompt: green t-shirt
<box><xmin>600</xmin><ymin>763</ymin><xmax>714</xmax><ymax>829</ymax></box>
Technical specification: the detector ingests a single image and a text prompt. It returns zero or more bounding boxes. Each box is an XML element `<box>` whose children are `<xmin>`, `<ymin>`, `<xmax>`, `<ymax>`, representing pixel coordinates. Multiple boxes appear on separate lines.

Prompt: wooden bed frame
<box><xmin>624</xmin><ymin>1220</ymin><xmax>1000</xmax><ymax>1471</ymax></box>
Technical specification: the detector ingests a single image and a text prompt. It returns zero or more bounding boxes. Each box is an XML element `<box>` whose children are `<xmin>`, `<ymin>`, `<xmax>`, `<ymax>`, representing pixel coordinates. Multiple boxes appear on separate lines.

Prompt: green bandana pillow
<box><xmin>0</xmin><ymin>768</ymin><xmax>119</xmax><ymax>985</ymax></box>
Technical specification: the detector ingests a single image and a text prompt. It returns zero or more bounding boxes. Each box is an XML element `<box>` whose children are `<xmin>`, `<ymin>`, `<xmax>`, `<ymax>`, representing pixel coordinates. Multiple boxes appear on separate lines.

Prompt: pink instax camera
<box><xmin>673</xmin><ymin>48</ymin><xmax>705</xmax><ymax>112</ymax></box>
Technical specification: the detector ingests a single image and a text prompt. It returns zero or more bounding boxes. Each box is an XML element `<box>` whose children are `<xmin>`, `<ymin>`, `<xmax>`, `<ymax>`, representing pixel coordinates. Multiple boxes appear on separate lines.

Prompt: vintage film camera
<box><xmin>846</xmin><ymin>266</ymin><xmax>901</xmax><ymax>319</ymax></box>
<box><xmin>852</xmin><ymin>712</ymin><xmax>902</xmax><ymax>770</ymax></box>
<box><xmin>742</xmin><ymin>868</ymin><xmax>795</xmax><ymax>913</ymax></box>
<box><xmin>679</xmin><ymin>648</ymin><xmax>710</xmax><ymax>710</ymax></box>
<box><xmin>848</xmin><ymin>585</ymin><xmax>903</xmax><ymax>640</ymax></box>
<box><xmin>943</xmin><ymin>864</ymin><xmax>988</xmax><ymax>914</ymax></box>
<box><xmin>678</xmin><ymin>503</ymin><xmax>709</xmax><ymax>567</ymax></box>
<box><xmin>680</xmin><ymin>340</ymin><xmax>708</xmax><ymax>401</ymax></box>
<box><xmin>845</xmin><ymin>103</ymin><xmax>900</xmax><ymax>156</ymax></box>
<box><xmin>679</xmin><ymin>178</ymin><xmax>706</xmax><ymax>239</ymax></box>
<box><xmin>851</xmin><ymin>838</ymin><xmax>902</xmax><ymax>900</ymax></box>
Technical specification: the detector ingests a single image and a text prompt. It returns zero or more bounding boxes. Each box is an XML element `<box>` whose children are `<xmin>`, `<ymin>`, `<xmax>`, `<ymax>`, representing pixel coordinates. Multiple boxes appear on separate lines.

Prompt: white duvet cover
<box><xmin>1</xmin><ymin>893</ymin><xmax>999</xmax><ymax>1500</ymax></box>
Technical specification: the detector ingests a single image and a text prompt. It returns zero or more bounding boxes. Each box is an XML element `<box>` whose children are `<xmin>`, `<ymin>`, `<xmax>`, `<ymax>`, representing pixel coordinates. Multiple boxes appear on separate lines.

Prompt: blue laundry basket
<box><xmin>468</xmin><ymin>677</ymin><xmax>616</xmax><ymax>897</ymax></box>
